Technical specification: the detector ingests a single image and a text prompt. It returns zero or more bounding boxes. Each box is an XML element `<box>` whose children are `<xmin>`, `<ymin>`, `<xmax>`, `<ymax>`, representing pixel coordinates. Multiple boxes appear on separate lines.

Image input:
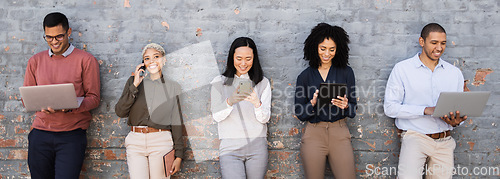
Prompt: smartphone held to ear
<box><xmin>139</xmin><ymin>60</ymin><xmax>146</xmax><ymax>77</ymax></box>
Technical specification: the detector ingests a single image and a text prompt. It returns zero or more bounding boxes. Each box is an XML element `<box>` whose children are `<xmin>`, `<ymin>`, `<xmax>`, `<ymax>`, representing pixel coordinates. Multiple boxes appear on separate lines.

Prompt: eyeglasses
<box><xmin>43</xmin><ymin>33</ymin><xmax>66</xmax><ymax>42</ymax></box>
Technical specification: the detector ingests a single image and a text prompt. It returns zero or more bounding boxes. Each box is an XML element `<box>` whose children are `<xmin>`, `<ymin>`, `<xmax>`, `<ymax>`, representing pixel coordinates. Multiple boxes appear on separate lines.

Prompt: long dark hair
<box><xmin>222</xmin><ymin>37</ymin><xmax>264</xmax><ymax>86</ymax></box>
<box><xmin>303</xmin><ymin>23</ymin><xmax>350</xmax><ymax>68</ymax></box>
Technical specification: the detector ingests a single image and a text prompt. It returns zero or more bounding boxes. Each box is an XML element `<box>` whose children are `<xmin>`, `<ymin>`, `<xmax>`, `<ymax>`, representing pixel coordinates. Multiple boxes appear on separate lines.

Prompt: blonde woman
<box><xmin>115</xmin><ymin>43</ymin><xmax>183</xmax><ymax>178</ymax></box>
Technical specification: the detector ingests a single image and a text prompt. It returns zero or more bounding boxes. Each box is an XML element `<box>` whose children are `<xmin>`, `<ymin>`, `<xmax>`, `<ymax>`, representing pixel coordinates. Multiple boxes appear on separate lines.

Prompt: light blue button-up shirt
<box><xmin>384</xmin><ymin>53</ymin><xmax>464</xmax><ymax>134</ymax></box>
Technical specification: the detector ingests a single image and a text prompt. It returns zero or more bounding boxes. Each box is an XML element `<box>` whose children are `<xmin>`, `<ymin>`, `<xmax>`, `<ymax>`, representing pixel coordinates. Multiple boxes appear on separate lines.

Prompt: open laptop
<box><xmin>432</xmin><ymin>91</ymin><xmax>491</xmax><ymax>117</ymax></box>
<box><xmin>19</xmin><ymin>83</ymin><xmax>83</xmax><ymax>112</ymax></box>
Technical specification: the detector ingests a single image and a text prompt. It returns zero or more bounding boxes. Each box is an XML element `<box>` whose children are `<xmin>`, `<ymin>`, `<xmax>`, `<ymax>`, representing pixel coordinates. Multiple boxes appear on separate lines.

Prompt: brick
<box><xmin>184</xmin><ymin>149</ymin><xmax>219</xmax><ymax>161</ymax></box>
<box><xmin>3</xmin><ymin>0</ymin><xmax>28</xmax><ymax>7</ymax></box>
<box><xmin>454</xmin><ymin>12</ymin><xmax>485</xmax><ymax>23</ymax></box>
<box><xmin>1</xmin><ymin>0</ymin><xmax>499</xmax><ymax>178</ymax></box>
<box><xmin>343</xmin><ymin>21</ymin><xmax>373</xmax><ymax>35</ymax></box>
<box><xmin>7</xmin><ymin>149</ymin><xmax>27</xmax><ymax>160</ymax></box>
<box><xmin>3</xmin><ymin>100</ymin><xmax>24</xmax><ymax>112</ymax></box>
<box><xmin>373</xmin><ymin>22</ymin><xmax>408</xmax><ymax>35</ymax></box>
<box><xmin>185</xmin><ymin>136</ymin><xmax>219</xmax><ymax>149</ymax></box>
<box><xmin>85</xmin><ymin>0</ymin><xmax>120</xmax><ymax>8</ymax></box>
<box><xmin>343</xmin><ymin>0</ymin><xmax>375</xmax><ymax>10</ymax></box>
<box><xmin>468</xmin><ymin>0</ymin><xmax>499</xmax><ymax>11</ymax></box>
<box><xmin>445</xmin><ymin>46</ymin><xmax>473</xmax><ymax>58</ymax></box>
<box><xmin>0</xmin><ymin>139</ymin><xmax>16</xmax><ymax>147</ymax></box>
<box><xmin>385</xmin><ymin>11</ymin><xmax>421</xmax><ymax>22</ymax></box>
<box><xmin>8</xmin><ymin>9</ymin><xmax>35</xmax><ymax>20</ymax></box>
<box><xmin>449</xmin><ymin>35</ymin><xmax>495</xmax><ymax>47</ymax></box>
<box><xmin>0</xmin><ymin>160</ymin><xmax>30</xmax><ymax>176</ymax></box>
<box><xmin>173</xmin><ymin>160</ymin><xmax>220</xmax><ymax>178</ymax></box>
<box><xmin>0</xmin><ymin>43</ymin><xmax>23</xmax><ymax>54</ymax></box>
<box><xmin>7</xmin><ymin>31</ymin><xmax>41</xmax><ymax>44</ymax></box>
<box><xmin>403</xmin><ymin>0</ymin><xmax>421</xmax><ymax>11</ymax></box>
<box><xmin>373</xmin><ymin>0</ymin><xmax>404</xmax><ymax>10</ymax></box>
<box><xmin>0</xmin><ymin>8</ymin><xmax>7</xmax><ymax>18</ymax></box>
<box><xmin>81</xmin><ymin>160</ymin><xmax>128</xmax><ymax>176</ymax></box>
<box><xmin>421</xmin><ymin>12</ymin><xmax>456</xmax><ymax>23</ymax></box>
<box><xmin>421</xmin><ymin>0</ymin><xmax>468</xmax><ymax>11</ymax></box>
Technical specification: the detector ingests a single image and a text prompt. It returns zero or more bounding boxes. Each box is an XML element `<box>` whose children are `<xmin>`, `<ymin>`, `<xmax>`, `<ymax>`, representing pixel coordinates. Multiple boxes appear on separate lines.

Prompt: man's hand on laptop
<box><xmin>441</xmin><ymin>111</ymin><xmax>467</xmax><ymax>127</ymax></box>
<box><xmin>41</xmin><ymin>107</ymin><xmax>72</xmax><ymax>114</ymax></box>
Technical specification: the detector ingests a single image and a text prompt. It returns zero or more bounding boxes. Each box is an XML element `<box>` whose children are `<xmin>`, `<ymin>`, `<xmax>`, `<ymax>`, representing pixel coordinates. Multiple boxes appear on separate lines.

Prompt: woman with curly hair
<box><xmin>294</xmin><ymin>23</ymin><xmax>357</xmax><ymax>179</ymax></box>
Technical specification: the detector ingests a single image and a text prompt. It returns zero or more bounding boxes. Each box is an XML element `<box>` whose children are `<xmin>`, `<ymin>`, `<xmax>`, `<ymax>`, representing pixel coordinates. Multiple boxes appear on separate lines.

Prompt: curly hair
<box><xmin>303</xmin><ymin>23</ymin><xmax>350</xmax><ymax>68</ymax></box>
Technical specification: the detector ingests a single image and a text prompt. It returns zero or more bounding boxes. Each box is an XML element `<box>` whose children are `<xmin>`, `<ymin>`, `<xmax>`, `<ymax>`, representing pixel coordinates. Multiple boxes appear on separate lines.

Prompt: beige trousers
<box><xmin>398</xmin><ymin>130</ymin><xmax>456</xmax><ymax>179</ymax></box>
<box><xmin>125</xmin><ymin>131</ymin><xmax>173</xmax><ymax>179</ymax></box>
<box><xmin>300</xmin><ymin>120</ymin><xmax>356</xmax><ymax>179</ymax></box>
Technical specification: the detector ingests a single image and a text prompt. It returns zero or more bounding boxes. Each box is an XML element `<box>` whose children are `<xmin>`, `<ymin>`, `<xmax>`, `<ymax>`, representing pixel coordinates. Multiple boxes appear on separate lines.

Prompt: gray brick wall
<box><xmin>0</xmin><ymin>0</ymin><xmax>498</xmax><ymax>178</ymax></box>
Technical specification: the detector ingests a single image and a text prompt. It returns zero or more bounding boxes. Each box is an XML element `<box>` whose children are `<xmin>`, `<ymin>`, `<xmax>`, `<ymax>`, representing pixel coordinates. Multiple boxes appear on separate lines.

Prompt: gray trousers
<box><xmin>219</xmin><ymin>137</ymin><xmax>268</xmax><ymax>179</ymax></box>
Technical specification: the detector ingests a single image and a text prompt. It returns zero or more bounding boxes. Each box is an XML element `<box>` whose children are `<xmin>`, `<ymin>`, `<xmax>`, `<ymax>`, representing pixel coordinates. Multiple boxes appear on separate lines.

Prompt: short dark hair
<box><xmin>303</xmin><ymin>23</ymin><xmax>350</xmax><ymax>68</ymax></box>
<box><xmin>222</xmin><ymin>37</ymin><xmax>264</xmax><ymax>86</ymax></box>
<box><xmin>420</xmin><ymin>23</ymin><xmax>446</xmax><ymax>41</ymax></box>
<box><xmin>43</xmin><ymin>12</ymin><xmax>69</xmax><ymax>31</ymax></box>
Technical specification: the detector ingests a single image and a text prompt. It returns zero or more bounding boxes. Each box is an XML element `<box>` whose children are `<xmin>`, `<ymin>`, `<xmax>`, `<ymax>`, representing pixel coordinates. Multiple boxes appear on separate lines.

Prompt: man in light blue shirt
<box><xmin>384</xmin><ymin>23</ymin><xmax>467</xmax><ymax>179</ymax></box>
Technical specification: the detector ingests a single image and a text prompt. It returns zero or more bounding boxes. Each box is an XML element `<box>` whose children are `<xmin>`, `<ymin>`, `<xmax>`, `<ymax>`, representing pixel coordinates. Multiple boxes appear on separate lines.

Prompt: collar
<box><xmin>145</xmin><ymin>73</ymin><xmax>164</xmax><ymax>83</ymax></box>
<box><xmin>48</xmin><ymin>44</ymin><xmax>75</xmax><ymax>57</ymax></box>
<box><xmin>234</xmin><ymin>73</ymin><xmax>250</xmax><ymax>79</ymax></box>
<box><xmin>413</xmin><ymin>52</ymin><xmax>445</xmax><ymax>69</ymax></box>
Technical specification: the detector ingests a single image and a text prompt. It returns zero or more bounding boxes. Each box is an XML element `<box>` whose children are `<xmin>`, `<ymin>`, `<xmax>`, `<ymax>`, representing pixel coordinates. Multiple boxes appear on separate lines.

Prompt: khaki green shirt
<box><xmin>115</xmin><ymin>75</ymin><xmax>183</xmax><ymax>158</ymax></box>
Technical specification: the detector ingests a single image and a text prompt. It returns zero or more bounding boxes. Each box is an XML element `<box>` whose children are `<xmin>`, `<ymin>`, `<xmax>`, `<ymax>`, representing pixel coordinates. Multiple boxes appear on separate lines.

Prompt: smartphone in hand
<box><xmin>238</xmin><ymin>80</ymin><xmax>252</xmax><ymax>95</ymax></box>
<box><xmin>139</xmin><ymin>60</ymin><xmax>146</xmax><ymax>77</ymax></box>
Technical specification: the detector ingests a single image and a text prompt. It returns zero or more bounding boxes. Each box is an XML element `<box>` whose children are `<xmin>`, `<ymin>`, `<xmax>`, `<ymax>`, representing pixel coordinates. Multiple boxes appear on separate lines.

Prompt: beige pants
<box><xmin>300</xmin><ymin>120</ymin><xmax>356</xmax><ymax>179</ymax></box>
<box><xmin>125</xmin><ymin>131</ymin><xmax>173</xmax><ymax>179</ymax></box>
<box><xmin>398</xmin><ymin>130</ymin><xmax>456</xmax><ymax>179</ymax></box>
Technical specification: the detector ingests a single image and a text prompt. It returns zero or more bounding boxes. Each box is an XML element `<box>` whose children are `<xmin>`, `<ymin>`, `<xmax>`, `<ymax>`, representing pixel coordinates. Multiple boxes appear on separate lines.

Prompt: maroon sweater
<box><xmin>23</xmin><ymin>46</ymin><xmax>101</xmax><ymax>132</ymax></box>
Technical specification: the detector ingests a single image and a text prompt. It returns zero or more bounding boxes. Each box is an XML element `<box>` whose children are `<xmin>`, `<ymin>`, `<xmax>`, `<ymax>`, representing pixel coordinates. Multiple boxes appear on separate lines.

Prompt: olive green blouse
<box><xmin>115</xmin><ymin>75</ymin><xmax>184</xmax><ymax>158</ymax></box>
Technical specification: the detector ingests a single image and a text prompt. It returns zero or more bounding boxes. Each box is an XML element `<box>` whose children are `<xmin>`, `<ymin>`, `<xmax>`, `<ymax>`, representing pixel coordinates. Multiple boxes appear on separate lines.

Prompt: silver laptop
<box><xmin>432</xmin><ymin>91</ymin><xmax>491</xmax><ymax>117</ymax></box>
<box><xmin>19</xmin><ymin>83</ymin><xmax>83</xmax><ymax>112</ymax></box>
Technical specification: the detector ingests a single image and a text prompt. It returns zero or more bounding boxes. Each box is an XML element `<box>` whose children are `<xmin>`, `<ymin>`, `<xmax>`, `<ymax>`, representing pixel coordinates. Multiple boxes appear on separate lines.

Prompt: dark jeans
<box><xmin>28</xmin><ymin>128</ymin><xmax>87</xmax><ymax>179</ymax></box>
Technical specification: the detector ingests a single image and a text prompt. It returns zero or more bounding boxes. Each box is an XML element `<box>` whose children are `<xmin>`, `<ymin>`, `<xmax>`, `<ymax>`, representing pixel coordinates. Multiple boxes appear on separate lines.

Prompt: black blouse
<box><xmin>294</xmin><ymin>65</ymin><xmax>357</xmax><ymax>123</ymax></box>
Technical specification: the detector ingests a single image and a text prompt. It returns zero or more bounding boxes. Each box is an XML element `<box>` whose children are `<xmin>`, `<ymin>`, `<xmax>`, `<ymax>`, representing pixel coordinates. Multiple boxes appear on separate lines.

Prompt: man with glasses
<box><xmin>23</xmin><ymin>12</ymin><xmax>100</xmax><ymax>178</ymax></box>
